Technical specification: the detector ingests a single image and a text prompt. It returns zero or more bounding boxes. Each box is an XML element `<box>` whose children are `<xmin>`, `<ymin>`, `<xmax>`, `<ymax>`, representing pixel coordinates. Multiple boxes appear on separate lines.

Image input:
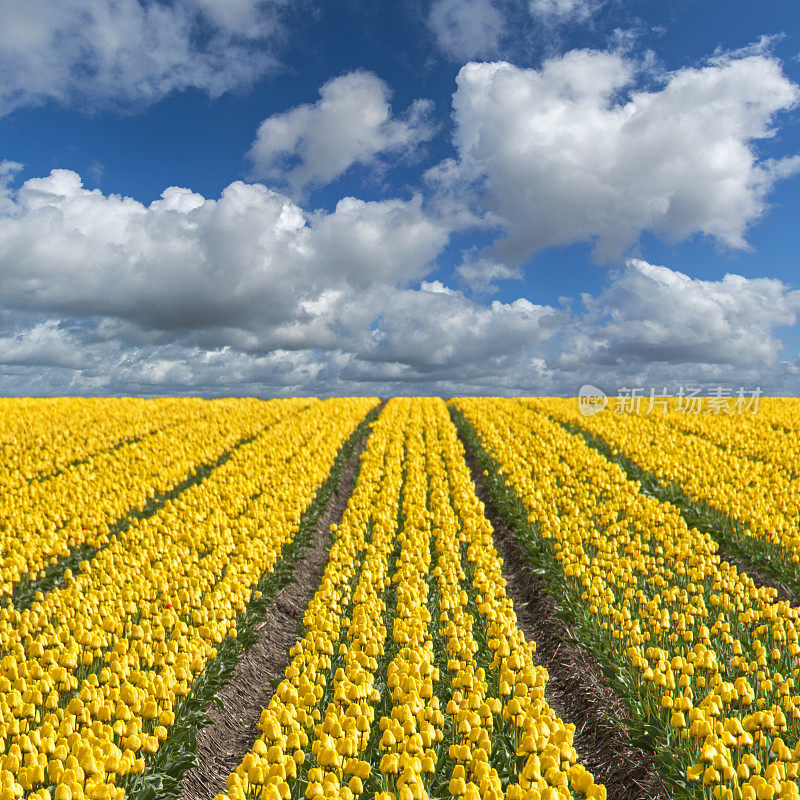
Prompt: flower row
<box><xmin>533</xmin><ymin>398</ymin><xmax>800</xmax><ymax>563</ymax></box>
<box><xmin>0</xmin><ymin>399</ymin><xmax>176</xmax><ymax>488</ymax></box>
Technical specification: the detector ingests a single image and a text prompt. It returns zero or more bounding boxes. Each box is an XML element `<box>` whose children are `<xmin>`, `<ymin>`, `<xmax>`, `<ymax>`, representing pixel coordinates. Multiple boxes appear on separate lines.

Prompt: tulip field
<box><xmin>1</xmin><ymin>397</ymin><xmax>800</xmax><ymax>800</ymax></box>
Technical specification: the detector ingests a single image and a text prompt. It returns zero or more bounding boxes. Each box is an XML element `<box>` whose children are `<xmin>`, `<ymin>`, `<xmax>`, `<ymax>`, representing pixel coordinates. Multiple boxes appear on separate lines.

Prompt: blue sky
<box><xmin>0</xmin><ymin>0</ymin><xmax>799</xmax><ymax>395</ymax></box>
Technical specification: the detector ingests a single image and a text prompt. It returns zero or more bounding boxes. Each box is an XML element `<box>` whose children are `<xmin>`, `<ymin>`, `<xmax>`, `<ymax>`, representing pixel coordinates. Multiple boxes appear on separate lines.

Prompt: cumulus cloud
<box><xmin>528</xmin><ymin>0</ymin><xmax>604</xmax><ymax>24</ymax></box>
<box><xmin>0</xmin><ymin>324</ymin><xmax>332</xmax><ymax>396</ymax></box>
<box><xmin>248</xmin><ymin>72</ymin><xmax>435</xmax><ymax>196</ymax></box>
<box><xmin>0</xmin><ymin>160</ymin><xmax>22</xmax><ymax>214</ymax></box>
<box><xmin>0</xmin><ymin>0</ymin><xmax>286</xmax><ymax>115</ymax></box>
<box><xmin>553</xmin><ymin>260</ymin><xmax>800</xmax><ymax>397</ymax></box>
<box><xmin>442</xmin><ymin>48</ymin><xmax>800</xmax><ymax>263</ymax></box>
<box><xmin>0</xmin><ymin>164</ymin><xmax>571</xmax><ymax>394</ymax></box>
<box><xmin>2</xmin><ymin>137</ymin><xmax>800</xmax><ymax>396</ymax></box>
<box><xmin>0</xmin><ymin>170</ymin><xmax>451</xmax><ymax>349</ymax></box>
<box><xmin>374</xmin><ymin>292</ymin><xmax>557</xmax><ymax>372</ymax></box>
<box><xmin>572</xmin><ymin>259</ymin><xmax>800</xmax><ymax>368</ymax></box>
<box><xmin>0</xmin><ymin>169</ymin><xmax>449</xmax><ymax>344</ymax></box>
<box><xmin>326</xmin><ymin>284</ymin><xmax>562</xmax><ymax>373</ymax></box>
<box><xmin>0</xmin><ymin>203</ymin><xmax>800</xmax><ymax>396</ymax></box>
<box><xmin>428</xmin><ymin>0</ymin><xmax>507</xmax><ymax>61</ymax></box>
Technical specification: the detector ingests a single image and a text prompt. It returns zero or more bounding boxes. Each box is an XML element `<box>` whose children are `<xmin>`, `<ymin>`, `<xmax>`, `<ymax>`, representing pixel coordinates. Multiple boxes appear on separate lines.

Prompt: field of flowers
<box><xmin>2</xmin><ymin>396</ymin><xmax>799</xmax><ymax>800</ymax></box>
<box><xmin>452</xmin><ymin>398</ymin><xmax>800</xmax><ymax>800</ymax></box>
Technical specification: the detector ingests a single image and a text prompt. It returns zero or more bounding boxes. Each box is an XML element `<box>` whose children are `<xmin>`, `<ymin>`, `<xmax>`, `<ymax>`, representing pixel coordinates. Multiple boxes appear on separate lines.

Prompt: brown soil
<box><xmin>178</xmin><ymin>412</ymin><xmax>379</xmax><ymax>800</ymax></box>
<box><xmin>716</xmin><ymin>548</ymin><xmax>799</xmax><ymax>607</ymax></box>
<box><xmin>457</xmin><ymin>435</ymin><xmax>673</xmax><ymax>800</ymax></box>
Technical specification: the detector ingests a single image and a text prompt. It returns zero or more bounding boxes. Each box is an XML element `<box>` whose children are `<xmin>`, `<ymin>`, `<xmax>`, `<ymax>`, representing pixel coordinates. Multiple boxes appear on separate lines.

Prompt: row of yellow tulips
<box><xmin>0</xmin><ymin>399</ymin><xmax>181</xmax><ymax>487</ymax></box>
<box><xmin>532</xmin><ymin>398</ymin><xmax>800</xmax><ymax>563</ymax></box>
<box><xmin>220</xmin><ymin>398</ymin><xmax>407</xmax><ymax>800</ymax></box>
<box><xmin>656</xmin><ymin>399</ymin><xmax>800</xmax><ymax>477</ymax></box>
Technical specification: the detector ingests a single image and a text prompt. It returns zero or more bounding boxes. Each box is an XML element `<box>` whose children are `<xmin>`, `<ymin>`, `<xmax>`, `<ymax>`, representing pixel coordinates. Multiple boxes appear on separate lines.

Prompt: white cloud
<box><xmin>528</xmin><ymin>0</ymin><xmax>604</xmax><ymax>24</ymax></box>
<box><xmin>308</xmin><ymin>195</ymin><xmax>445</xmax><ymax>287</ymax></box>
<box><xmin>554</xmin><ymin>260</ymin><xmax>800</xmax><ymax>398</ymax></box>
<box><xmin>573</xmin><ymin>259</ymin><xmax>800</xmax><ymax>368</ymax></box>
<box><xmin>248</xmin><ymin>71</ymin><xmax>435</xmax><ymax>196</ymax></box>
<box><xmin>0</xmin><ymin>164</ymin><xmax>571</xmax><ymax>394</ymax></box>
<box><xmin>356</xmin><ymin>287</ymin><xmax>560</xmax><ymax>372</ymax></box>
<box><xmin>0</xmin><ymin>0</ymin><xmax>286</xmax><ymax>115</ymax></box>
<box><xmin>456</xmin><ymin>255</ymin><xmax>522</xmax><ymax>292</ymax></box>
<box><xmin>0</xmin><ymin>169</ymin><xmax>448</xmax><ymax>344</ymax></box>
<box><xmin>428</xmin><ymin>0</ymin><xmax>506</xmax><ymax>61</ymax></box>
<box><xmin>443</xmin><ymin>48</ymin><xmax>800</xmax><ymax>263</ymax></box>
<box><xmin>420</xmin><ymin>280</ymin><xmax>454</xmax><ymax>294</ymax></box>
<box><xmin>2</xmin><ymin>163</ymin><xmax>798</xmax><ymax>396</ymax></box>
<box><xmin>0</xmin><ymin>160</ymin><xmax>22</xmax><ymax>214</ymax></box>
<box><xmin>261</xmin><ymin>283</ymin><xmax>562</xmax><ymax>376</ymax></box>
<box><xmin>1</xmin><ymin>238</ymin><xmax>799</xmax><ymax>396</ymax></box>
<box><xmin>190</xmin><ymin>0</ymin><xmax>281</xmax><ymax>36</ymax></box>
